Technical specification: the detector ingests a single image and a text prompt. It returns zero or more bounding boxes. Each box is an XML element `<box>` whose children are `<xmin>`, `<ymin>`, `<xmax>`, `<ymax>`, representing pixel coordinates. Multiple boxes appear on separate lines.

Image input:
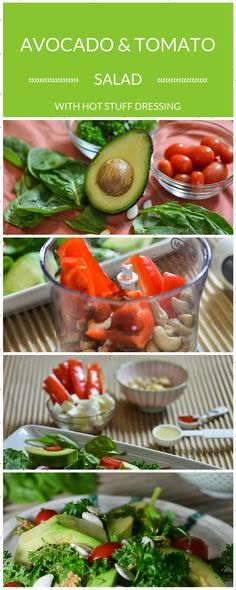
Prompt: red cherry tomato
<box><xmin>203</xmin><ymin>161</ymin><xmax>228</xmax><ymax>184</ymax></box>
<box><xmin>170</xmin><ymin>154</ymin><xmax>193</xmax><ymax>174</ymax></box>
<box><xmin>172</xmin><ymin>536</ymin><xmax>208</xmax><ymax>561</ymax></box>
<box><xmin>100</xmin><ymin>457</ymin><xmax>123</xmax><ymax>469</ymax></box>
<box><xmin>162</xmin><ymin>272</ymin><xmax>186</xmax><ymax>293</ymax></box>
<box><xmin>164</xmin><ymin>143</ymin><xmax>187</xmax><ymax>160</ymax></box>
<box><xmin>35</xmin><ymin>509</ymin><xmax>57</xmax><ymax>525</ymax></box>
<box><xmin>186</xmin><ymin>145</ymin><xmax>215</xmax><ymax>168</ymax></box>
<box><xmin>174</xmin><ymin>173</ymin><xmax>191</xmax><ymax>183</ymax></box>
<box><xmin>201</xmin><ymin>136</ymin><xmax>222</xmax><ymax>156</ymax></box>
<box><xmin>190</xmin><ymin>171</ymin><xmax>205</xmax><ymax>185</ymax></box>
<box><xmin>219</xmin><ymin>145</ymin><xmax>233</xmax><ymax>164</ymax></box>
<box><xmin>4</xmin><ymin>584</ymin><xmax>24</xmax><ymax>588</ymax></box>
<box><xmin>88</xmin><ymin>542</ymin><xmax>122</xmax><ymax>564</ymax></box>
<box><xmin>44</xmin><ymin>445</ymin><xmax>62</xmax><ymax>452</ymax></box>
<box><xmin>157</xmin><ymin>159</ymin><xmax>174</xmax><ymax>177</ymax></box>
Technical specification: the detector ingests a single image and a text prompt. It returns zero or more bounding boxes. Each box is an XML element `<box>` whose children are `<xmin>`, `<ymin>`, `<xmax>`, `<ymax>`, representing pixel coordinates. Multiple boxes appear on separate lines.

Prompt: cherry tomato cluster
<box><xmin>157</xmin><ymin>136</ymin><xmax>233</xmax><ymax>185</ymax></box>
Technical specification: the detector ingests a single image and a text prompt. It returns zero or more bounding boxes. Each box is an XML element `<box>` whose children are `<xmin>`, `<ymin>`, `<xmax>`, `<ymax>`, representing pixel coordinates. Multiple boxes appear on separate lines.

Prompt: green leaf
<box><xmin>66</xmin><ymin>205</ymin><xmax>107</xmax><ymax>234</ymax></box>
<box><xmin>3</xmin><ymin>449</ymin><xmax>35</xmax><ymax>470</ymax></box>
<box><xmin>3</xmin><ymin>135</ymin><xmax>30</xmax><ymax>168</ymax></box>
<box><xmin>84</xmin><ymin>435</ymin><xmax>123</xmax><ymax>458</ymax></box>
<box><xmin>133</xmin><ymin>202</ymin><xmax>233</xmax><ymax>235</ymax></box>
<box><xmin>28</xmin><ymin>147</ymin><xmax>68</xmax><ymax>178</ymax></box>
<box><xmin>14</xmin><ymin>169</ymin><xmax>38</xmax><ymax>198</ymax></box>
<box><xmin>39</xmin><ymin>159</ymin><xmax>87</xmax><ymax>206</ymax></box>
<box><xmin>16</xmin><ymin>184</ymin><xmax>72</xmax><ymax>215</ymax></box>
<box><xmin>25</xmin><ymin>434</ymin><xmax>80</xmax><ymax>451</ymax></box>
<box><xmin>4</xmin><ymin>198</ymin><xmax>44</xmax><ymax>228</ymax></box>
<box><xmin>3</xmin><ymin>255</ymin><xmax>14</xmax><ymax>275</ymax></box>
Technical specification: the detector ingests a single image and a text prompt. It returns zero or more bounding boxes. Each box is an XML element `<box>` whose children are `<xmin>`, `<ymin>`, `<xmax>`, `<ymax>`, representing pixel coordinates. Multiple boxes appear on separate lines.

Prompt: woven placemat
<box><xmin>4</xmin><ymin>354</ymin><xmax>233</xmax><ymax>469</ymax></box>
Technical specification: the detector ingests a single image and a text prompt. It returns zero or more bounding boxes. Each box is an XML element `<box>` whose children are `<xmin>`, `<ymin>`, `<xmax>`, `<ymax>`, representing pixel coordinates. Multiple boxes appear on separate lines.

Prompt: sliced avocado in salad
<box><xmin>87</xmin><ymin>568</ymin><xmax>117</xmax><ymax>587</ymax></box>
<box><xmin>162</xmin><ymin>548</ymin><xmax>225</xmax><ymax>587</ymax></box>
<box><xmin>14</xmin><ymin>514</ymin><xmax>106</xmax><ymax>565</ymax></box>
<box><xmin>25</xmin><ymin>445</ymin><xmax>78</xmax><ymax>468</ymax></box>
<box><xmin>85</xmin><ymin>129</ymin><xmax>152</xmax><ymax>214</ymax></box>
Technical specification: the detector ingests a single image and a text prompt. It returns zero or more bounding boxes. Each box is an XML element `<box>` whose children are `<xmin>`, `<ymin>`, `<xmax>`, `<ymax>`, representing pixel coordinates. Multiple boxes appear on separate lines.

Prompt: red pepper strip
<box><xmin>86</xmin><ymin>302</ymin><xmax>154</xmax><ymax>351</ymax></box>
<box><xmin>69</xmin><ymin>359</ymin><xmax>87</xmax><ymax>399</ymax></box>
<box><xmin>124</xmin><ymin>289</ymin><xmax>142</xmax><ymax>299</ymax></box>
<box><xmin>100</xmin><ymin>457</ymin><xmax>123</xmax><ymax>469</ymax></box>
<box><xmin>86</xmin><ymin>364</ymin><xmax>103</xmax><ymax>397</ymax></box>
<box><xmin>58</xmin><ymin>361</ymin><xmax>73</xmax><ymax>393</ymax></box>
<box><xmin>61</xmin><ymin>257</ymin><xmax>96</xmax><ymax>296</ymax></box>
<box><xmin>162</xmin><ymin>272</ymin><xmax>186</xmax><ymax>293</ymax></box>
<box><xmin>44</xmin><ymin>374</ymin><xmax>70</xmax><ymax>404</ymax></box>
<box><xmin>126</xmin><ymin>255</ymin><xmax>163</xmax><ymax>296</ymax></box>
<box><xmin>53</xmin><ymin>366</ymin><xmax>64</xmax><ymax>383</ymax></box>
<box><xmin>58</xmin><ymin>238</ymin><xmax>119</xmax><ymax>296</ymax></box>
<box><xmin>44</xmin><ymin>445</ymin><xmax>62</xmax><ymax>452</ymax></box>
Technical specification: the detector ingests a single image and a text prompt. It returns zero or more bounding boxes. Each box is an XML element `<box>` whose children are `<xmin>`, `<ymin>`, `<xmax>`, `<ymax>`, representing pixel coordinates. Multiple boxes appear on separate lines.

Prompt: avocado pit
<box><xmin>97</xmin><ymin>158</ymin><xmax>134</xmax><ymax>196</ymax></box>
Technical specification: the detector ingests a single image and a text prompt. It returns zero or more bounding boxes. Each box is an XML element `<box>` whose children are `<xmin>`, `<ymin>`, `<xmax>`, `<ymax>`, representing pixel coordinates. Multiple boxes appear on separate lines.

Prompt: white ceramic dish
<box><xmin>3</xmin><ymin>424</ymin><xmax>217</xmax><ymax>470</ymax></box>
<box><xmin>4</xmin><ymin>494</ymin><xmax>232</xmax><ymax>564</ymax></box>
<box><xmin>116</xmin><ymin>360</ymin><xmax>188</xmax><ymax>412</ymax></box>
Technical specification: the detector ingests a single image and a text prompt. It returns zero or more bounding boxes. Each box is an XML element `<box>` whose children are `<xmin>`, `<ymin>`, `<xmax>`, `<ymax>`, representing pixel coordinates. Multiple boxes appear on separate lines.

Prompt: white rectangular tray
<box><xmin>4</xmin><ymin>424</ymin><xmax>218</xmax><ymax>470</ymax></box>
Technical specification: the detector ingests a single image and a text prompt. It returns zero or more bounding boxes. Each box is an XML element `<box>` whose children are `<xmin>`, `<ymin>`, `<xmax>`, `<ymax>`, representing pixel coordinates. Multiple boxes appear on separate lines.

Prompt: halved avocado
<box><xmin>25</xmin><ymin>445</ymin><xmax>78</xmax><ymax>468</ymax></box>
<box><xmin>162</xmin><ymin>547</ymin><xmax>225</xmax><ymax>587</ymax></box>
<box><xmin>87</xmin><ymin>568</ymin><xmax>117</xmax><ymax>587</ymax></box>
<box><xmin>85</xmin><ymin>129</ymin><xmax>153</xmax><ymax>214</ymax></box>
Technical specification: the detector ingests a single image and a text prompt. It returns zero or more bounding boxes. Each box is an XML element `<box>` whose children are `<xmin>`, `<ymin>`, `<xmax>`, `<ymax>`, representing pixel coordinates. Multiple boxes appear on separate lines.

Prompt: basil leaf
<box><xmin>4</xmin><ymin>199</ymin><xmax>44</xmax><ymax>228</ymax></box>
<box><xmin>28</xmin><ymin>147</ymin><xmax>68</xmax><ymax>178</ymax></box>
<box><xmin>134</xmin><ymin>202</ymin><xmax>233</xmax><ymax>235</ymax></box>
<box><xmin>84</xmin><ymin>435</ymin><xmax>124</xmax><ymax>458</ymax></box>
<box><xmin>66</xmin><ymin>205</ymin><xmax>106</xmax><ymax>234</ymax></box>
<box><xmin>3</xmin><ymin>135</ymin><xmax>30</xmax><ymax>168</ymax></box>
<box><xmin>15</xmin><ymin>169</ymin><xmax>38</xmax><ymax>198</ymax></box>
<box><xmin>39</xmin><ymin>160</ymin><xmax>87</xmax><ymax>206</ymax></box>
<box><xmin>25</xmin><ymin>434</ymin><xmax>80</xmax><ymax>450</ymax></box>
<box><xmin>17</xmin><ymin>184</ymin><xmax>72</xmax><ymax>215</ymax></box>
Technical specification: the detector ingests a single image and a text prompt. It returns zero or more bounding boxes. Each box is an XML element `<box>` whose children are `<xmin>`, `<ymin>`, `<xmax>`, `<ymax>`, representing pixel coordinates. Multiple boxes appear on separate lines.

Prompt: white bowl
<box><xmin>116</xmin><ymin>360</ymin><xmax>188</xmax><ymax>413</ymax></box>
<box><xmin>180</xmin><ymin>473</ymin><xmax>233</xmax><ymax>499</ymax></box>
<box><xmin>152</xmin><ymin>424</ymin><xmax>182</xmax><ymax>447</ymax></box>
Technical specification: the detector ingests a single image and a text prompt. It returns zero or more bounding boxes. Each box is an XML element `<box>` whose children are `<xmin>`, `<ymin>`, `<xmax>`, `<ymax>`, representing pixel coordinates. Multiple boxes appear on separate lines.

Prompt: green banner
<box><xmin>3</xmin><ymin>2</ymin><xmax>233</xmax><ymax>117</ymax></box>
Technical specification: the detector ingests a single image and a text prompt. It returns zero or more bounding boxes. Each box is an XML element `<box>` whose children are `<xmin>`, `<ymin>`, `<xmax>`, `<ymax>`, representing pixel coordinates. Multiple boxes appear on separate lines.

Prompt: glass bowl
<box><xmin>40</xmin><ymin>237</ymin><xmax>211</xmax><ymax>353</ymax></box>
<box><xmin>47</xmin><ymin>397</ymin><xmax>116</xmax><ymax>434</ymax></box>
<box><xmin>66</xmin><ymin>120</ymin><xmax>159</xmax><ymax>159</ymax></box>
<box><xmin>151</xmin><ymin>120</ymin><xmax>233</xmax><ymax>199</ymax></box>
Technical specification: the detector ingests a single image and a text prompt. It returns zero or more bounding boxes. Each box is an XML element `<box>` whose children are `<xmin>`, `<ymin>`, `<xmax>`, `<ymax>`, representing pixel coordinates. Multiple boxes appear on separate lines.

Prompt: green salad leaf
<box><xmin>27</xmin><ymin>147</ymin><xmax>68</xmax><ymax>177</ymax></box>
<box><xmin>3</xmin><ymin>473</ymin><xmax>96</xmax><ymax>503</ymax></box>
<box><xmin>133</xmin><ymin>202</ymin><xmax>233</xmax><ymax>235</ymax></box>
<box><xmin>66</xmin><ymin>205</ymin><xmax>107</xmax><ymax>234</ymax></box>
<box><xmin>39</xmin><ymin>159</ymin><xmax>87</xmax><ymax>206</ymax></box>
<box><xmin>3</xmin><ymin>136</ymin><xmax>30</xmax><ymax>168</ymax></box>
<box><xmin>25</xmin><ymin>433</ymin><xmax>80</xmax><ymax>451</ymax></box>
<box><xmin>209</xmin><ymin>544</ymin><xmax>233</xmax><ymax>581</ymax></box>
<box><xmin>4</xmin><ymin>550</ymin><xmax>31</xmax><ymax>586</ymax></box>
<box><xmin>3</xmin><ymin>449</ymin><xmax>35</xmax><ymax>470</ymax></box>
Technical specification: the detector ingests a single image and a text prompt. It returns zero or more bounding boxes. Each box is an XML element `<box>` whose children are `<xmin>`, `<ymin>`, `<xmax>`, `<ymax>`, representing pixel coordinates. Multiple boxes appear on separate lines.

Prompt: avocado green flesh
<box><xmin>85</xmin><ymin>129</ymin><xmax>153</xmax><ymax>214</ymax></box>
<box><xmin>107</xmin><ymin>507</ymin><xmax>134</xmax><ymax>541</ymax></box>
<box><xmin>162</xmin><ymin>547</ymin><xmax>225</xmax><ymax>587</ymax></box>
<box><xmin>87</xmin><ymin>568</ymin><xmax>117</xmax><ymax>587</ymax></box>
<box><xmin>25</xmin><ymin>445</ymin><xmax>78</xmax><ymax>468</ymax></box>
<box><xmin>14</xmin><ymin>514</ymin><xmax>107</xmax><ymax>565</ymax></box>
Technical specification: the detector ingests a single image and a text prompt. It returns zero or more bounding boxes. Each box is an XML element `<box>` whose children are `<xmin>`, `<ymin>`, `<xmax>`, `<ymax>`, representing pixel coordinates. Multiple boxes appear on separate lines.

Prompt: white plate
<box><xmin>4</xmin><ymin>424</ymin><xmax>218</xmax><ymax>470</ymax></box>
<box><xmin>3</xmin><ymin>282</ymin><xmax>51</xmax><ymax>316</ymax></box>
<box><xmin>4</xmin><ymin>494</ymin><xmax>232</xmax><ymax>561</ymax></box>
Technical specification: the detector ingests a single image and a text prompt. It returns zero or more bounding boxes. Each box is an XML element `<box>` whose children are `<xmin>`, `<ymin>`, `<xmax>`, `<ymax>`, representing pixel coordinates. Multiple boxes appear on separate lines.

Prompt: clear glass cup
<box><xmin>40</xmin><ymin>237</ymin><xmax>211</xmax><ymax>353</ymax></box>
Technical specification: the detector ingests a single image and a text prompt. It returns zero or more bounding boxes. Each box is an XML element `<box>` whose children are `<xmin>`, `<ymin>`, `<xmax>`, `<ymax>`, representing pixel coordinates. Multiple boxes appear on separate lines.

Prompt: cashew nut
<box><xmin>153</xmin><ymin>326</ymin><xmax>182</xmax><ymax>352</ymax></box>
<box><xmin>167</xmin><ymin>318</ymin><xmax>192</xmax><ymax>336</ymax></box>
<box><xmin>171</xmin><ymin>297</ymin><xmax>190</xmax><ymax>315</ymax></box>
<box><xmin>180</xmin><ymin>289</ymin><xmax>193</xmax><ymax>306</ymax></box>
<box><xmin>151</xmin><ymin>301</ymin><xmax>168</xmax><ymax>326</ymax></box>
<box><xmin>163</xmin><ymin>324</ymin><xmax>175</xmax><ymax>336</ymax></box>
<box><xmin>88</xmin><ymin>317</ymin><xmax>111</xmax><ymax>331</ymax></box>
<box><xmin>80</xmin><ymin>339</ymin><xmax>97</xmax><ymax>351</ymax></box>
<box><xmin>179</xmin><ymin>313</ymin><xmax>194</xmax><ymax>328</ymax></box>
<box><xmin>146</xmin><ymin>340</ymin><xmax>160</xmax><ymax>352</ymax></box>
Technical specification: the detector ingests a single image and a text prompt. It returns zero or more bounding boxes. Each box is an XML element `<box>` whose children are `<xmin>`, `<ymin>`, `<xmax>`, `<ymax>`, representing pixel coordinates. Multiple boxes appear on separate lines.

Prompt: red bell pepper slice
<box><xmin>58</xmin><ymin>238</ymin><xmax>118</xmax><ymax>296</ymax></box>
<box><xmin>69</xmin><ymin>359</ymin><xmax>87</xmax><ymax>399</ymax></box>
<box><xmin>61</xmin><ymin>257</ymin><xmax>96</xmax><ymax>296</ymax></box>
<box><xmin>100</xmin><ymin>457</ymin><xmax>123</xmax><ymax>469</ymax></box>
<box><xmin>162</xmin><ymin>272</ymin><xmax>186</xmax><ymax>293</ymax></box>
<box><xmin>86</xmin><ymin>302</ymin><xmax>154</xmax><ymax>351</ymax></box>
<box><xmin>86</xmin><ymin>363</ymin><xmax>103</xmax><ymax>397</ymax></box>
<box><xmin>44</xmin><ymin>374</ymin><xmax>70</xmax><ymax>404</ymax></box>
<box><xmin>58</xmin><ymin>361</ymin><xmax>73</xmax><ymax>393</ymax></box>
<box><xmin>126</xmin><ymin>255</ymin><xmax>163</xmax><ymax>296</ymax></box>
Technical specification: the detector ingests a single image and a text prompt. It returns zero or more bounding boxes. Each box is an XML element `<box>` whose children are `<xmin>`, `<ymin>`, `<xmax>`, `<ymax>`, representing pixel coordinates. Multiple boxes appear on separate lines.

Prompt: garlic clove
<box><xmin>82</xmin><ymin>511</ymin><xmax>104</xmax><ymax>528</ymax></box>
<box><xmin>33</xmin><ymin>574</ymin><xmax>54</xmax><ymax>587</ymax></box>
